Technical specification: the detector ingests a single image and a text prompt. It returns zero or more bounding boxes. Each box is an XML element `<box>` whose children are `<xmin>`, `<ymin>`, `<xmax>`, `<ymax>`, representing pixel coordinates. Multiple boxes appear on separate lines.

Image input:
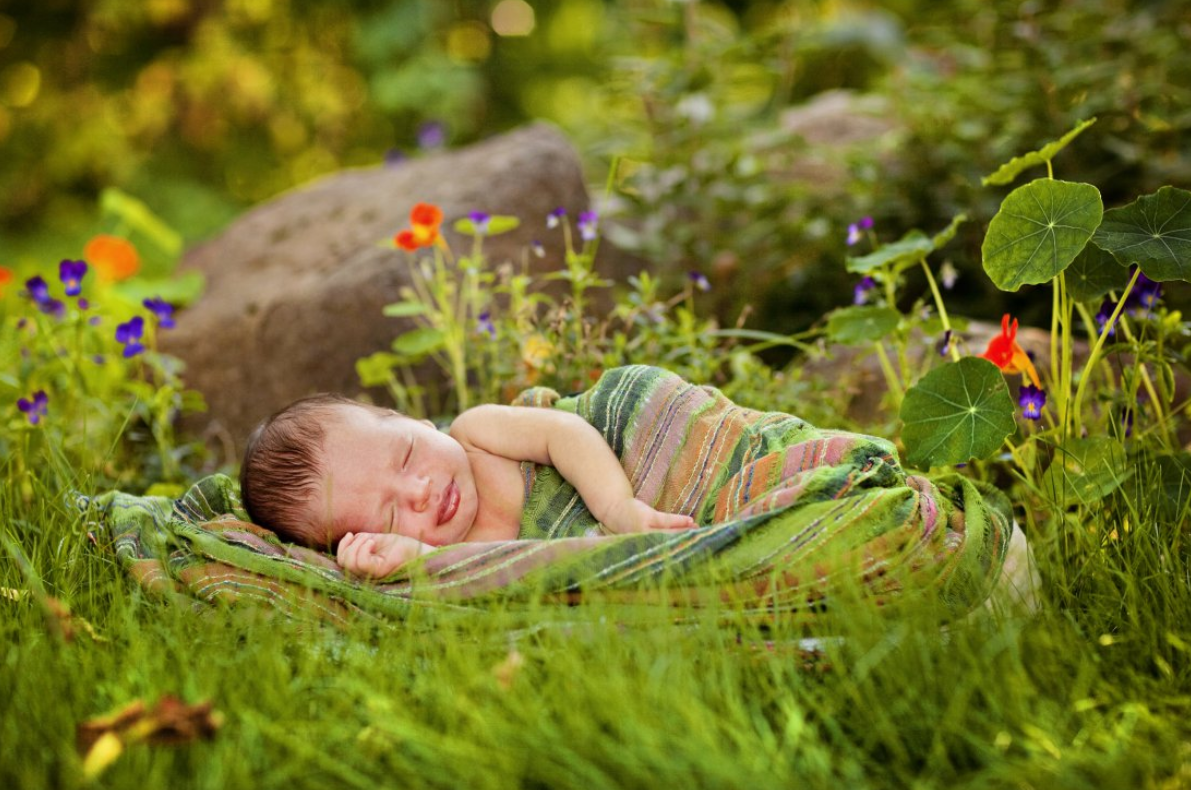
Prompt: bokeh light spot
<box><xmin>447</xmin><ymin>21</ymin><xmax>491</xmax><ymax>62</ymax></box>
<box><xmin>2</xmin><ymin>62</ymin><xmax>41</xmax><ymax>108</ymax></box>
<box><xmin>492</xmin><ymin>0</ymin><xmax>535</xmax><ymax>37</ymax></box>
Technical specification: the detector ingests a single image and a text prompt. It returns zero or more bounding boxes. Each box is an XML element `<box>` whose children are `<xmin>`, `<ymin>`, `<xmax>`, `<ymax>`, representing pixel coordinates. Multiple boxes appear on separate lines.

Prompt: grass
<box><xmin>3</xmin><ymin>460</ymin><xmax>1190</xmax><ymax>790</ymax></box>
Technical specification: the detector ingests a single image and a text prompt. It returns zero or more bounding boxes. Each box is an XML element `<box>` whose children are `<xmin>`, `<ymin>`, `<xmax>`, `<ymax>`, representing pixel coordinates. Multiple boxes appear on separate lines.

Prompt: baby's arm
<box><xmin>450</xmin><ymin>405</ymin><xmax>696</xmax><ymax>535</ymax></box>
<box><xmin>336</xmin><ymin>532</ymin><xmax>430</xmax><ymax>579</ymax></box>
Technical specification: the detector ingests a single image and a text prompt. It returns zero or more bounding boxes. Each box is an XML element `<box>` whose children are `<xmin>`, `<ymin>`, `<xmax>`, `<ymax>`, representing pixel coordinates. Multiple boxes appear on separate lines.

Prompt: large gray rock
<box><xmin>163</xmin><ymin>123</ymin><xmax>638</xmax><ymax>457</ymax></box>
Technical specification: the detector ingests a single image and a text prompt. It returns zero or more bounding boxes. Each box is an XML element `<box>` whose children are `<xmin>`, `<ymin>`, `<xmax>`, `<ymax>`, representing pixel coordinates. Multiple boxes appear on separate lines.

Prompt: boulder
<box><xmin>162</xmin><ymin>123</ymin><xmax>639</xmax><ymax>459</ymax></box>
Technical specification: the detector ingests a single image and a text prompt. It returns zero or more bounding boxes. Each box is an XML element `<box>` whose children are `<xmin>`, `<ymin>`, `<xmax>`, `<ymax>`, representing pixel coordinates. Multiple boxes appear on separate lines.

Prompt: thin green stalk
<box><xmin>872</xmin><ymin>342</ymin><xmax>905</xmax><ymax>404</ymax></box>
<box><xmin>1114</xmin><ymin>309</ymin><xmax>1172</xmax><ymax>449</ymax></box>
<box><xmin>919</xmin><ymin>258</ymin><xmax>959</xmax><ymax>363</ymax></box>
<box><xmin>1059</xmin><ymin>272</ymin><xmax>1075</xmax><ymax>438</ymax></box>
<box><xmin>1071</xmin><ymin>267</ymin><xmax>1141</xmax><ymax>432</ymax></box>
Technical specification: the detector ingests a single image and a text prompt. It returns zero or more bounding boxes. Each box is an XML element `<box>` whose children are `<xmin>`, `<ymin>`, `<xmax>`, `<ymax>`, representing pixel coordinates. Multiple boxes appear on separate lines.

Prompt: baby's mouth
<box><xmin>437</xmin><ymin>480</ymin><xmax>459</xmax><ymax>526</ymax></box>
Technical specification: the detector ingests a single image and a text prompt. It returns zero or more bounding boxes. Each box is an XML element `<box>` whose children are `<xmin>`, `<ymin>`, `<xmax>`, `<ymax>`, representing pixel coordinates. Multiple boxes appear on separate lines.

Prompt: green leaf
<box><xmin>1092</xmin><ymin>186</ymin><xmax>1191</xmax><ymax>282</ymax></box>
<box><xmin>100</xmin><ymin>188</ymin><xmax>183</xmax><ymax>257</ymax></box>
<box><xmin>391</xmin><ymin>327</ymin><xmax>445</xmax><ymax>357</ymax></box>
<box><xmin>931</xmin><ymin>213</ymin><xmax>968</xmax><ymax>249</ymax></box>
<box><xmin>981</xmin><ymin>117</ymin><xmax>1097</xmax><ymax>186</ymax></box>
<box><xmin>825</xmin><ymin>306</ymin><xmax>901</xmax><ymax>344</ymax></box>
<box><xmin>356</xmin><ymin>351</ymin><xmax>401</xmax><ymax>387</ymax></box>
<box><xmin>1064</xmin><ymin>243</ymin><xmax>1130</xmax><ymax>302</ymax></box>
<box><xmin>111</xmin><ymin>271</ymin><xmax>206</xmax><ymax>307</ymax></box>
<box><xmin>981</xmin><ymin>179</ymin><xmax>1103</xmax><ymax>292</ymax></box>
<box><xmin>846</xmin><ymin>231</ymin><xmax>933</xmax><ymax>274</ymax></box>
<box><xmin>899</xmin><ymin>358</ymin><xmax>1017</xmax><ymax>469</ymax></box>
<box><xmin>1040</xmin><ymin>437</ymin><xmax>1131</xmax><ymax>506</ymax></box>
<box><xmin>453</xmin><ymin>215</ymin><xmax>521</xmax><ymax>237</ymax></box>
<box><xmin>382</xmin><ymin>300</ymin><xmax>430</xmax><ymax>318</ymax></box>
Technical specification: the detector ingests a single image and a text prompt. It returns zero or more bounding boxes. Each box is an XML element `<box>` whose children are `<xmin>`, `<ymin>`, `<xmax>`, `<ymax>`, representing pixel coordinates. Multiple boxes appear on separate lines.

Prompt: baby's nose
<box><xmin>407</xmin><ymin>476</ymin><xmax>432</xmax><ymax>512</ymax></box>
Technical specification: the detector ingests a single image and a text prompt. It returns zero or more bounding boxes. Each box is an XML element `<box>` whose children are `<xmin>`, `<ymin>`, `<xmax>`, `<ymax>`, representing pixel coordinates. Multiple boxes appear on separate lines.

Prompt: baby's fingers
<box><xmin>652</xmin><ymin>512</ymin><xmax>698</xmax><ymax>531</ymax></box>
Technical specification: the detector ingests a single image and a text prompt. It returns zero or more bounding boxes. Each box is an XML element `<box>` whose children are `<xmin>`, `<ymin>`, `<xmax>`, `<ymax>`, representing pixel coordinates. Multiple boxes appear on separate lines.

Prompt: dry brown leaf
<box><xmin>491</xmin><ymin>649</ymin><xmax>525</xmax><ymax>690</ymax></box>
<box><xmin>77</xmin><ymin>695</ymin><xmax>222</xmax><ymax>756</ymax></box>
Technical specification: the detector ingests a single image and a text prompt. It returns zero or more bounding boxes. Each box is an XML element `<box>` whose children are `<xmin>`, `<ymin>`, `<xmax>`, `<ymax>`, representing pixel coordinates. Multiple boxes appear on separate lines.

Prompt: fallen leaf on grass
<box><xmin>41</xmin><ymin>596</ymin><xmax>106</xmax><ymax>643</ymax></box>
<box><xmin>1</xmin><ymin>587</ymin><xmax>29</xmax><ymax>602</ymax></box>
<box><xmin>77</xmin><ymin>696</ymin><xmax>223</xmax><ymax>778</ymax></box>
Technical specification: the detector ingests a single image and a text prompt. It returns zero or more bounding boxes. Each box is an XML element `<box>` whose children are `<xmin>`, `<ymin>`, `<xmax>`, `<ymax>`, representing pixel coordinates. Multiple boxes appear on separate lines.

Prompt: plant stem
<box><xmin>1071</xmin><ymin>267</ymin><xmax>1141</xmax><ymax>434</ymax></box>
<box><xmin>919</xmin><ymin>258</ymin><xmax>959</xmax><ymax>362</ymax></box>
<box><xmin>872</xmin><ymin>341</ymin><xmax>904</xmax><ymax>404</ymax></box>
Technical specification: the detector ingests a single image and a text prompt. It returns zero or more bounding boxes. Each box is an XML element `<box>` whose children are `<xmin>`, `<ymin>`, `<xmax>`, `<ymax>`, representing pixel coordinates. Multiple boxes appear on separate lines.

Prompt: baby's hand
<box><xmin>601</xmin><ymin>499</ymin><xmax>697</xmax><ymax>535</ymax></box>
<box><xmin>336</xmin><ymin>532</ymin><xmax>429</xmax><ymax>579</ymax></box>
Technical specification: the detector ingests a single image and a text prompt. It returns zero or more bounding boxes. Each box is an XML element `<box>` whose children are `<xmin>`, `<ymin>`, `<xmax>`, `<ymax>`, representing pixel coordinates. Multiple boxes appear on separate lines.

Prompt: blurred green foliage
<box><xmin>1</xmin><ymin>0</ymin><xmax>1187</xmax><ymax>326</ymax></box>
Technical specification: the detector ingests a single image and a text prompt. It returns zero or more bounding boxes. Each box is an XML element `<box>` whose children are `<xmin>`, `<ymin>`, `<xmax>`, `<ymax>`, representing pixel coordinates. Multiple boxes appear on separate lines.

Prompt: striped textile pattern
<box><xmin>86</xmin><ymin>366</ymin><xmax>1012</xmax><ymax>624</ymax></box>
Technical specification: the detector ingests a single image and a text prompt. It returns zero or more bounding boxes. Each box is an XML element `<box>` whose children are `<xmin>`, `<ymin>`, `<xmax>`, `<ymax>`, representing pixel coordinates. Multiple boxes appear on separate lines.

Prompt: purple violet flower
<box><xmin>1095</xmin><ymin>298</ymin><xmax>1117</xmax><ymax>337</ymax></box>
<box><xmin>17</xmin><ymin>390</ymin><xmax>48</xmax><ymax>425</ymax></box>
<box><xmin>115</xmin><ymin>316</ymin><xmax>146</xmax><ymax>357</ymax></box>
<box><xmin>1130</xmin><ymin>271</ymin><xmax>1162</xmax><ymax>314</ymax></box>
<box><xmin>1019</xmin><ymin>384</ymin><xmax>1046</xmax><ymax>421</ymax></box>
<box><xmin>847</xmin><ymin>216</ymin><xmax>873</xmax><ymax>246</ymax></box>
<box><xmin>853</xmin><ymin>276</ymin><xmax>877</xmax><ymax>305</ymax></box>
<box><xmin>547</xmin><ymin>207</ymin><xmax>566</xmax><ymax>229</ymax></box>
<box><xmin>577</xmin><ymin>211</ymin><xmax>598</xmax><ymax>242</ymax></box>
<box><xmin>477</xmin><ymin>310</ymin><xmax>496</xmax><ymax>338</ymax></box>
<box><xmin>143</xmin><ymin>297</ymin><xmax>176</xmax><ymax>329</ymax></box>
<box><xmin>468</xmin><ymin>211</ymin><xmax>491</xmax><ymax>236</ymax></box>
<box><xmin>688</xmin><ymin>271</ymin><xmax>711</xmax><ymax>292</ymax></box>
<box><xmin>59</xmin><ymin>259</ymin><xmax>87</xmax><ymax>296</ymax></box>
<box><xmin>23</xmin><ymin>275</ymin><xmax>64</xmax><ymax>318</ymax></box>
<box><xmin>936</xmin><ymin>329</ymin><xmax>953</xmax><ymax>357</ymax></box>
<box><xmin>416</xmin><ymin>121</ymin><xmax>446</xmax><ymax>150</ymax></box>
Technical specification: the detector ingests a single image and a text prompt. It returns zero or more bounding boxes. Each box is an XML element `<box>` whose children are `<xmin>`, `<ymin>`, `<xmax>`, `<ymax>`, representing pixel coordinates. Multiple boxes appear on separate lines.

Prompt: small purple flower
<box><xmin>93</xmin><ymin>354</ymin><xmax>105</xmax><ymax>365</ymax></box>
<box><xmin>546</xmin><ymin>207</ymin><xmax>566</xmax><ymax>229</ymax></box>
<box><xmin>531</xmin><ymin>239</ymin><xmax>545</xmax><ymax>258</ymax></box>
<box><xmin>853</xmin><ymin>276</ymin><xmax>877</xmax><ymax>305</ymax></box>
<box><xmin>1018</xmin><ymin>384</ymin><xmax>1046</xmax><ymax>421</ymax></box>
<box><xmin>688</xmin><ymin>271</ymin><xmax>711</xmax><ymax>293</ymax></box>
<box><xmin>468</xmin><ymin>211</ymin><xmax>491</xmax><ymax>236</ymax></box>
<box><xmin>78</xmin><ymin>298</ymin><xmax>90</xmax><ymax>310</ymax></box>
<box><xmin>1095</xmin><ymin>298</ymin><xmax>1117</xmax><ymax>337</ymax></box>
<box><xmin>1130</xmin><ymin>271</ymin><xmax>1162</xmax><ymax>314</ymax></box>
<box><xmin>17</xmin><ymin>390</ymin><xmax>48</xmax><ymax>425</ymax></box>
<box><xmin>936</xmin><ymin>329</ymin><xmax>953</xmax><ymax>357</ymax></box>
<box><xmin>23</xmin><ymin>276</ymin><xmax>64</xmax><ymax>318</ymax></box>
<box><xmin>24</xmin><ymin>275</ymin><xmax>50</xmax><ymax>303</ymax></box>
<box><xmin>115</xmin><ymin>316</ymin><xmax>145</xmax><ymax>357</ymax></box>
<box><xmin>416</xmin><ymin>121</ymin><xmax>446</xmax><ymax>150</ymax></box>
<box><xmin>846</xmin><ymin>216</ymin><xmax>873</xmax><ymax>246</ymax></box>
<box><xmin>59</xmin><ymin>259</ymin><xmax>87</xmax><ymax>297</ymax></box>
<box><xmin>88</xmin><ymin>315</ymin><xmax>101</xmax><ymax>326</ymax></box>
<box><xmin>143</xmin><ymin>297</ymin><xmax>176</xmax><ymax>329</ymax></box>
<box><xmin>477</xmin><ymin>310</ymin><xmax>496</xmax><ymax>338</ymax></box>
<box><xmin>384</xmin><ymin>148</ymin><xmax>407</xmax><ymax>167</ymax></box>
<box><xmin>577</xmin><ymin>211</ymin><xmax>598</xmax><ymax>242</ymax></box>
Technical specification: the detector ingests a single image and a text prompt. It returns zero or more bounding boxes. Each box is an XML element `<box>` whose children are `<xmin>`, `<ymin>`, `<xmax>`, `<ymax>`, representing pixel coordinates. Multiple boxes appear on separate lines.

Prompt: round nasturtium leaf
<box><xmin>899</xmin><ymin>358</ymin><xmax>1017</xmax><ymax>469</ymax></box>
<box><xmin>1092</xmin><ymin>186</ymin><xmax>1191</xmax><ymax>282</ymax></box>
<box><xmin>1064</xmin><ymin>243</ymin><xmax>1130</xmax><ymax>302</ymax></box>
<box><xmin>825</xmin><ymin>306</ymin><xmax>900</xmax><ymax>345</ymax></box>
<box><xmin>982</xmin><ymin>179</ymin><xmax>1104</xmax><ymax>292</ymax></box>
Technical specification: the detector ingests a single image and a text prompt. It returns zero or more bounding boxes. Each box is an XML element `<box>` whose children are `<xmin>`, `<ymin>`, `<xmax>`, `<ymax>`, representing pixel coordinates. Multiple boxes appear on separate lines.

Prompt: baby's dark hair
<box><xmin>240</xmin><ymin>394</ymin><xmax>392</xmax><ymax>547</ymax></box>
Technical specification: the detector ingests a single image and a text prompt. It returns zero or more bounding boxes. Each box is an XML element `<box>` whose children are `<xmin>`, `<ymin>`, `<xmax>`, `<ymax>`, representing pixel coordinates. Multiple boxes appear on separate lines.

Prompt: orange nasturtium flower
<box><xmin>84</xmin><ymin>235</ymin><xmax>140</xmax><ymax>282</ymax></box>
<box><xmin>394</xmin><ymin>203</ymin><xmax>444</xmax><ymax>251</ymax></box>
<box><xmin>0</xmin><ymin>265</ymin><xmax>13</xmax><ymax>296</ymax></box>
<box><xmin>980</xmin><ymin>314</ymin><xmax>1042</xmax><ymax>389</ymax></box>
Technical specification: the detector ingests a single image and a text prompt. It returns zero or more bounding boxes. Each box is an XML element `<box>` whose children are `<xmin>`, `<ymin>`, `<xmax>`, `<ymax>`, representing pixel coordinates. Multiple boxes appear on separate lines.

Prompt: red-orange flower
<box><xmin>84</xmin><ymin>235</ymin><xmax>140</xmax><ymax>282</ymax></box>
<box><xmin>0</xmin><ymin>265</ymin><xmax>13</xmax><ymax>296</ymax></box>
<box><xmin>394</xmin><ymin>202</ymin><xmax>443</xmax><ymax>251</ymax></box>
<box><xmin>980</xmin><ymin>314</ymin><xmax>1042</xmax><ymax>389</ymax></box>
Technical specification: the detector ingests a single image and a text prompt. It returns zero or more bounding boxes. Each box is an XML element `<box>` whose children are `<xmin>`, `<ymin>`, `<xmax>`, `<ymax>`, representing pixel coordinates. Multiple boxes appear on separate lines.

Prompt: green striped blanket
<box><xmin>87</xmin><ymin>365</ymin><xmax>1013</xmax><ymax>625</ymax></box>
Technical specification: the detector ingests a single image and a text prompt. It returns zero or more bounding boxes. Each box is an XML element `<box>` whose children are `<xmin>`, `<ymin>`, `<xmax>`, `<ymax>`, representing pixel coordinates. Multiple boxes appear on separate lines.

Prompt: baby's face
<box><xmin>306</xmin><ymin>406</ymin><xmax>479</xmax><ymax>548</ymax></box>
